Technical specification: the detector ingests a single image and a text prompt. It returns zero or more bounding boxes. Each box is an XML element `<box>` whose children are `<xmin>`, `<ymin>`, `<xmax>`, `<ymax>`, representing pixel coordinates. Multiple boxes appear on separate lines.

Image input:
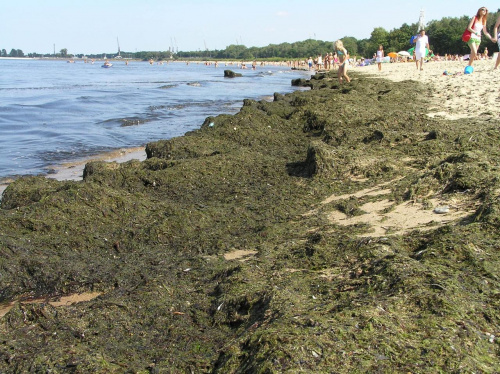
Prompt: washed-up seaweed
<box><xmin>0</xmin><ymin>71</ymin><xmax>498</xmax><ymax>373</ymax></box>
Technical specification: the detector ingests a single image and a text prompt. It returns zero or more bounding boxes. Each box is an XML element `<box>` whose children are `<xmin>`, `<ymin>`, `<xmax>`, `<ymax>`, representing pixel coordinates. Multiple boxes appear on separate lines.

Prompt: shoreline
<box><xmin>2</xmin><ymin>59</ymin><xmax>494</xmax><ymax>199</ymax></box>
<box><xmin>0</xmin><ymin>147</ymin><xmax>147</xmax><ymax>198</ymax></box>
<box><xmin>0</xmin><ymin>62</ymin><xmax>308</xmax><ymax>199</ymax></box>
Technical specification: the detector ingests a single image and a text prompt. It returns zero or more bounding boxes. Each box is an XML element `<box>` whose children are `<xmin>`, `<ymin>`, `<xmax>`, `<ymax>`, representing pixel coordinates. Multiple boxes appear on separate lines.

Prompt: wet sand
<box><xmin>0</xmin><ymin>147</ymin><xmax>146</xmax><ymax>198</ymax></box>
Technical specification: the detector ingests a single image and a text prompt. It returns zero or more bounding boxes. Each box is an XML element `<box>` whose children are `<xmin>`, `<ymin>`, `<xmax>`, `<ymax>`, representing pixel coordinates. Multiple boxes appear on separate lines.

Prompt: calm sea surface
<box><xmin>0</xmin><ymin>59</ymin><xmax>309</xmax><ymax>180</ymax></box>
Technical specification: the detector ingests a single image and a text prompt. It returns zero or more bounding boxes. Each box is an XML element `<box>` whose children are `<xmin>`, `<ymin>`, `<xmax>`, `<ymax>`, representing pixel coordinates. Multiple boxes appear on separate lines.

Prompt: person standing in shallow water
<box><xmin>334</xmin><ymin>40</ymin><xmax>350</xmax><ymax>84</ymax></box>
<box><xmin>466</xmin><ymin>7</ymin><xmax>493</xmax><ymax>67</ymax></box>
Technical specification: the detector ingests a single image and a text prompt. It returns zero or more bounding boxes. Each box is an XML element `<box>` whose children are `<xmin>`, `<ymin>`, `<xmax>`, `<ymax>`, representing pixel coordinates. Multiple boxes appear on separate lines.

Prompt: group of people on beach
<box><xmin>308</xmin><ymin>52</ymin><xmax>342</xmax><ymax>71</ymax></box>
<box><xmin>372</xmin><ymin>6</ymin><xmax>500</xmax><ymax>74</ymax></box>
<box><xmin>306</xmin><ymin>40</ymin><xmax>351</xmax><ymax>84</ymax></box>
<box><xmin>332</xmin><ymin>7</ymin><xmax>500</xmax><ymax>83</ymax></box>
<box><xmin>414</xmin><ymin>7</ymin><xmax>500</xmax><ymax>71</ymax></box>
<box><xmin>464</xmin><ymin>6</ymin><xmax>500</xmax><ymax>70</ymax></box>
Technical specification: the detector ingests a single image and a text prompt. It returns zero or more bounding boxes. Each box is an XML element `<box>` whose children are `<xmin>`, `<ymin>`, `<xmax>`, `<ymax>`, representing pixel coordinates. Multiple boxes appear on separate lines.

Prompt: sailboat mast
<box><xmin>117</xmin><ymin>37</ymin><xmax>121</xmax><ymax>56</ymax></box>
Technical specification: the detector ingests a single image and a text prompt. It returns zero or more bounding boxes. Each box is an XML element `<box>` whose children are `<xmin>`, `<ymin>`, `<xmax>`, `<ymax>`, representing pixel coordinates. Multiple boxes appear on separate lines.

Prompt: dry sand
<box><xmin>355</xmin><ymin>58</ymin><xmax>500</xmax><ymax>120</ymax></box>
<box><xmin>318</xmin><ymin>59</ymin><xmax>496</xmax><ymax>237</ymax></box>
<box><xmin>0</xmin><ymin>292</ymin><xmax>102</xmax><ymax>317</ymax></box>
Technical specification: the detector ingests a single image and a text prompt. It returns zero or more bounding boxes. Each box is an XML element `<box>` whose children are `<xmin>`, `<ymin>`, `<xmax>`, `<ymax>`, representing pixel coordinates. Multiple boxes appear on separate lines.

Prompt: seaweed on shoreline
<box><xmin>0</xmin><ymin>71</ymin><xmax>499</xmax><ymax>373</ymax></box>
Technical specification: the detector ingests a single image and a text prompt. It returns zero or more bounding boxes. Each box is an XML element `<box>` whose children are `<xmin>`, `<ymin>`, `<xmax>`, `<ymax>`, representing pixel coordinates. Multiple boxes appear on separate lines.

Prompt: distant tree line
<box><xmin>1</xmin><ymin>49</ymin><xmax>24</xmax><ymax>57</ymax></box>
<box><xmin>4</xmin><ymin>10</ymin><xmax>500</xmax><ymax>61</ymax></box>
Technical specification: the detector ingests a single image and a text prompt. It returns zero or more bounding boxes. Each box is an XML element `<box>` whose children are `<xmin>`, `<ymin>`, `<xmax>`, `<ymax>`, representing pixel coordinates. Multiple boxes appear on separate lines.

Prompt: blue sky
<box><xmin>2</xmin><ymin>0</ymin><xmax>498</xmax><ymax>55</ymax></box>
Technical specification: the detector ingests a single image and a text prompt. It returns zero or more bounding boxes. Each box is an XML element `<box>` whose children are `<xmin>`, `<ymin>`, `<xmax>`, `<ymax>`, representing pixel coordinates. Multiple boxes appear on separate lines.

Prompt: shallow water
<box><xmin>0</xmin><ymin>59</ymin><xmax>309</xmax><ymax>179</ymax></box>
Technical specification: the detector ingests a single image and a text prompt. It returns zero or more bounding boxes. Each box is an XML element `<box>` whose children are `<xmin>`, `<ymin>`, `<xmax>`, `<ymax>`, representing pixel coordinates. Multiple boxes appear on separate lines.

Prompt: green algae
<box><xmin>0</xmin><ymin>71</ymin><xmax>499</xmax><ymax>372</ymax></box>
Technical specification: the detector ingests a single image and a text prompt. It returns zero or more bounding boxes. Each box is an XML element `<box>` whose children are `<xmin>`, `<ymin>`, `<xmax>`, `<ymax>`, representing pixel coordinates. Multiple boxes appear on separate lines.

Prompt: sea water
<box><xmin>0</xmin><ymin>59</ymin><xmax>310</xmax><ymax>180</ymax></box>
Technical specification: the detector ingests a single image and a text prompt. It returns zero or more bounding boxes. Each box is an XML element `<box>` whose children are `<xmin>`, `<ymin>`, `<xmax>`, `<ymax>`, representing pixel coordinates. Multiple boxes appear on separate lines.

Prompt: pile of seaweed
<box><xmin>0</xmin><ymin>71</ymin><xmax>499</xmax><ymax>373</ymax></box>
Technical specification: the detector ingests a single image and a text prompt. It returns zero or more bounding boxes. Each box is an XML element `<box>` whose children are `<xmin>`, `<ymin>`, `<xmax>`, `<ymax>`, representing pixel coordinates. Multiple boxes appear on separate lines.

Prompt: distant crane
<box><xmin>417</xmin><ymin>9</ymin><xmax>426</xmax><ymax>32</ymax></box>
<box><xmin>170</xmin><ymin>38</ymin><xmax>179</xmax><ymax>55</ymax></box>
<box><xmin>116</xmin><ymin>37</ymin><xmax>121</xmax><ymax>57</ymax></box>
<box><xmin>204</xmin><ymin>40</ymin><xmax>210</xmax><ymax>58</ymax></box>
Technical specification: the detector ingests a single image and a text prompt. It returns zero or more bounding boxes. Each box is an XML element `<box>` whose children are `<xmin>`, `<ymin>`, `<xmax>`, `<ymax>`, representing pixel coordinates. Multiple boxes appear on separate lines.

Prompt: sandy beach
<box><xmin>356</xmin><ymin>59</ymin><xmax>500</xmax><ymax>120</ymax></box>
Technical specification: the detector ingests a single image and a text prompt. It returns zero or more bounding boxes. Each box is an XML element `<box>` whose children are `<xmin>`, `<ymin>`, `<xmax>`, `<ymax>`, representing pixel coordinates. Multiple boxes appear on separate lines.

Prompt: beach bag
<box><xmin>462</xmin><ymin>18</ymin><xmax>476</xmax><ymax>42</ymax></box>
<box><xmin>462</xmin><ymin>29</ymin><xmax>472</xmax><ymax>42</ymax></box>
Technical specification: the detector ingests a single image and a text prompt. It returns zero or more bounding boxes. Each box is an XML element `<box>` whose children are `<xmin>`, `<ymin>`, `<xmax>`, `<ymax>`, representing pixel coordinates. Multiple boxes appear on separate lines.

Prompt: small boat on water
<box><xmin>101</xmin><ymin>61</ymin><xmax>113</xmax><ymax>68</ymax></box>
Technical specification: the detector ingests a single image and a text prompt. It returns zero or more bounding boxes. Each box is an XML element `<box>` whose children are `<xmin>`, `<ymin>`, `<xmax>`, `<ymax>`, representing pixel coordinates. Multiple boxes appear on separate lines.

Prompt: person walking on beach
<box><xmin>413</xmin><ymin>29</ymin><xmax>430</xmax><ymax>70</ymax></box>
<box><xmin>334</xmin><ymin>40</ymin><xmax>351</xmax><ymax>84</ymax></box>
<box><xmin>465</xmin><ymin>7</ymin><xmax>493</xmax><ymax>67</ymax></box>
<box><xmin>376</xmin><ymin>45</ymin><xmax>384</xmax><ymax>71</ymax></box>
<box><xmin>491</xmin><ymin>12</ymin><xmax>500</xmax><ymax>69</ymax></box>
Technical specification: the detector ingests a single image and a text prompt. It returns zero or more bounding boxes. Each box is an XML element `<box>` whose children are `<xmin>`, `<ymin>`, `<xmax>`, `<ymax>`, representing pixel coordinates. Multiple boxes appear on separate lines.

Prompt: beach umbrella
<box><xmin>398</xmin><ymin>51</ymin><xmax>411</xmax><ymax>57</ymax></box>
<box><xmin>387</xmin><ymin>52</ymin><xmax>398</xmax><ymax>58</ymax></box>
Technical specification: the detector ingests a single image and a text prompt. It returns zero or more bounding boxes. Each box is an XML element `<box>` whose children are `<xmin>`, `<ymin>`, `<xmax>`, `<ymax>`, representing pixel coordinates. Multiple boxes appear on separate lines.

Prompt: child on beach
<box><xmin>376</xmin><ymin>45</ymin><xmax>384</xmax><ymax>71</ymax></box>
<box><xmin>334</xmin><ymin>40</ymin><xmax>351</xmax><ymax>84</ymax></box>
<box><xmin>465</xmin><ymin>7</ymin><xmax>493</xmax><ymax>67</ymax></box>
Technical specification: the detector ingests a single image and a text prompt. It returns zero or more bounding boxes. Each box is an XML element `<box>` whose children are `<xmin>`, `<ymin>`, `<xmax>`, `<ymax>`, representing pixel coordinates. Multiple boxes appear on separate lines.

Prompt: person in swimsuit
<box><xmin>466</xmin><ymin>7</ymin><xmax>493</xmax><ymax>67</ymax></box>
<box><xmin>334</xmin><ymin>39</ymin><xmax>351</xmax><ymax>84</ymax></box>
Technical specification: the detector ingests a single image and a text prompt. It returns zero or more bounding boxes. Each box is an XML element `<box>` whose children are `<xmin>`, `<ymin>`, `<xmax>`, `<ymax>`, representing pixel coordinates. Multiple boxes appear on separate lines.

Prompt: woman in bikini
<box><xmin>466</xmin><ymin>6</ymin><xmax>493</xmax><ymax>67</ymax></box>
<box><xmin>334</xmin><ymin>39</ymin><xmax>351</xmax><ymax>84</ymax></box>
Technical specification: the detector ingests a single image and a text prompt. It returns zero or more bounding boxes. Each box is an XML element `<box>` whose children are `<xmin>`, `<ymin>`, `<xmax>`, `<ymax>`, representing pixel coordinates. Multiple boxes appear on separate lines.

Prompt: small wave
<box><xmin>120</xmin><ymin>117</ymin><xmax>153</xmax><ymax>127</ymax></box>
<box><xmin>149</xmin><ymin>104</ymin><xmax>187</xmax><ymax>111</ymax></box>
<box><xmin>100</xmin><ymin>116</ymin><xmax>153</xmax><ymax>127</ymax></box>
<box><xmin>159</xmin><ymin>84</ymin><xmax>177</xmax><ymax>89</ymax></box>
<box><xmin>0</xmin><ymin>84</ymin><xmax>95</xmax><ymax>92</ymax></box>
<box><xmin>187</xmin><ymin>82</ymin><xmax>202</xmax><ymax>87</ymax></box>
